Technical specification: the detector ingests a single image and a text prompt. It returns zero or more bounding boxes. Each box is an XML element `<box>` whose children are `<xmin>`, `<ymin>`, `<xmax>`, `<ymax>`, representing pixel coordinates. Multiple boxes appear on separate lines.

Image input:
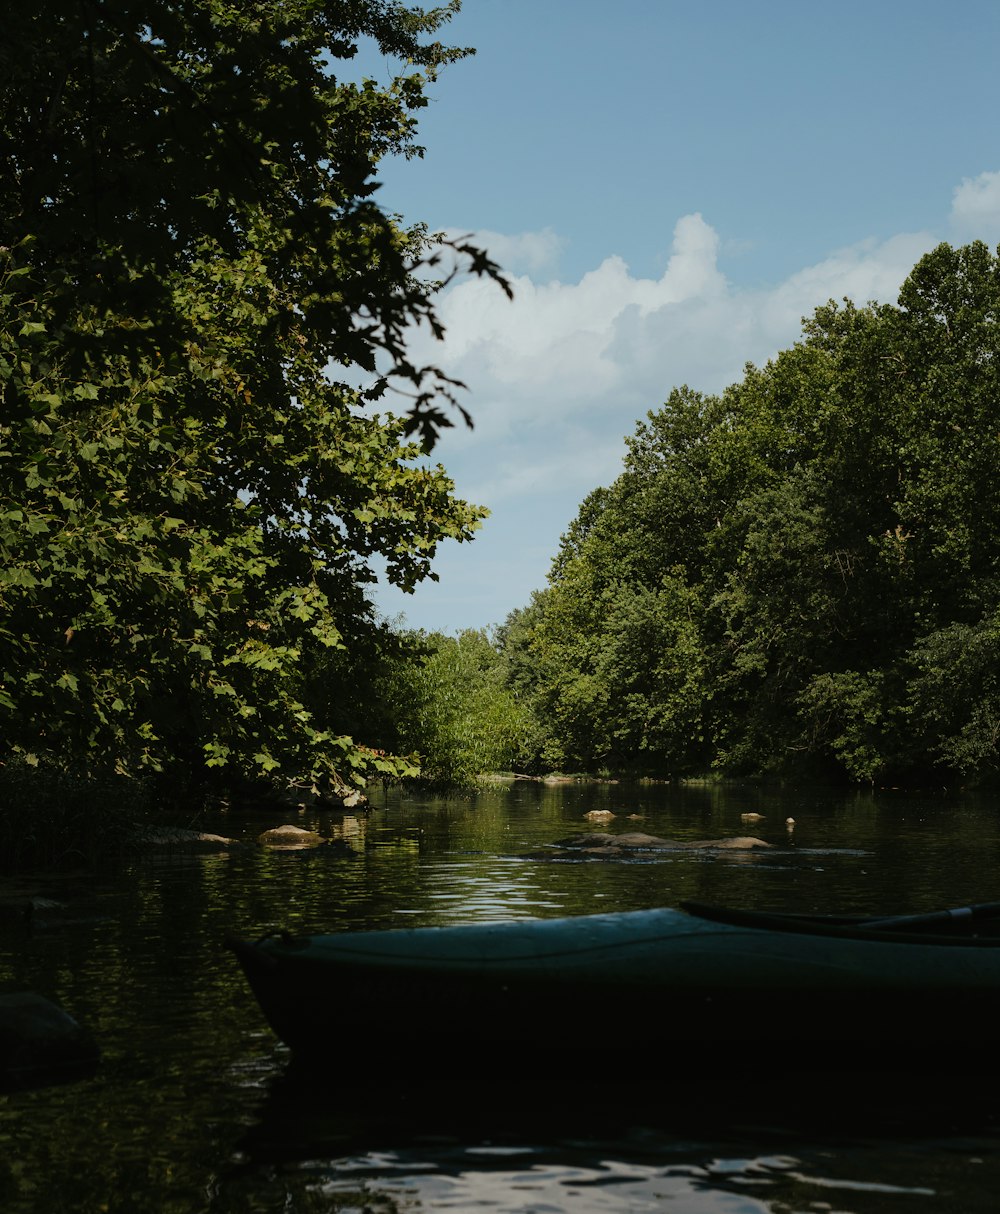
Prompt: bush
<box><xmin>381</xmin><ymin>630</ymin><xmax>534</xmax><ymax>788</ymax></box>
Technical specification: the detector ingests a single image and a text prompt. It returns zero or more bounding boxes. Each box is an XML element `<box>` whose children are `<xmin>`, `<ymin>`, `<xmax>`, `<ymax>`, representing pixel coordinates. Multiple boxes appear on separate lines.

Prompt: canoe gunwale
<box><xmin>680</xmin><ymin>900</ymin><xmax>1000</xmax><ymax>945</ymax></box>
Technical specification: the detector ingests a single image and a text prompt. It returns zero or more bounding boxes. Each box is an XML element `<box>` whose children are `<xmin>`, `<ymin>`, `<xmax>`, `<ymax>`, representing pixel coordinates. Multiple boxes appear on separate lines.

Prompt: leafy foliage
<box><xmin>379</xmin><ymin>629</ymin><xmax>533</xmax><ymax>787</ymax></box>
<box><xmin>499</xmin><ymin>242</ymin><xmax>1000</xmax><ymax>785</ymax></box>
<box><xmin>0</xmin><ymin>1</ymin><xmax>507</xmax><ymax>795</ymax></box>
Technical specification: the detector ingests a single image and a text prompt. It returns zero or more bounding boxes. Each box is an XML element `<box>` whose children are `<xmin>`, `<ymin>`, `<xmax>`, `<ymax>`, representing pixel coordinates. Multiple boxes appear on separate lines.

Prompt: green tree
<box><xmin>0</xmin><ymin>1</ymin><xmax>507</xmax><ymax>796</ymax></box>
<box><xmin>502</xmin><ymin>242</ymin><xmax>1000</xmax><ymax>785</ymax></box>
<box><xmin>381</xmin><ymin>629</ymin><xmax>531</xmax><ymax>787</ymax></box>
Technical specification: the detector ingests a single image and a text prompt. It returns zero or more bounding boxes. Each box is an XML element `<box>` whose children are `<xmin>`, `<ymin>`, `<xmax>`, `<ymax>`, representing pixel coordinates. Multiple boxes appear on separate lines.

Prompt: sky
<box><xmin>362</xmin><ymin>0</ymin><xmax>1000</xmax><ymax>635</ymax></box>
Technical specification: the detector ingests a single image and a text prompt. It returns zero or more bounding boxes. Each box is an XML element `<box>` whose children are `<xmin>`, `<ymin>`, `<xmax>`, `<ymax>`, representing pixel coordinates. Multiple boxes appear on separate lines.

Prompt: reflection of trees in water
<box><xmin>4</xmin><ymin>782</ymin><xmax>1000</xmax><ymax>1210</ymax></box>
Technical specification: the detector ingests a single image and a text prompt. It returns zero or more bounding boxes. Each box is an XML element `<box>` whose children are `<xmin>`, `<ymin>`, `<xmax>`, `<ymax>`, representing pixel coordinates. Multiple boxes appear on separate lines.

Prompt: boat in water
<box><xmin>229</xmin><ymin>900</ymin><xmax>1000</xmax><ymax>1081</ymax></box>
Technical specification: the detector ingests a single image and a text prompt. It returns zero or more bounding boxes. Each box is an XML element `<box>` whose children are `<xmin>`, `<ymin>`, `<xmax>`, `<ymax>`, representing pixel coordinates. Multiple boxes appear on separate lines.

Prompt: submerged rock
<box><xmin>257</xmin><ymin>824</ymin><xmax>324</xmax><ymax>849</ymax></box>
<box><xmin>137</xmin><ymin>826</ymin><xmax>241</xmax><ymax>851</ymax></box>
<box><xmin>0</xmin><ymin>991</ymin><xmax>99</xmax><ymax>1090</ymax></box>
<box><xmin>0</xmin><ymin>891</ymin><xmax>68</xmax><ymax>925</ymax></box>
<box><xmin>551</xmin><ymin>832</ymin><xmax>772</xmax><ymax>856</ymax></box>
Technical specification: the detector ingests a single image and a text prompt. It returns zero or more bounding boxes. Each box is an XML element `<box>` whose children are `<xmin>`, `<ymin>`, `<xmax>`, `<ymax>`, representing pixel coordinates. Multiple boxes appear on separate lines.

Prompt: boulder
<box><xmin>0</xmin><ymin>991</ymin><xmax>98</xmax><ymax>1090</ymax></box>
<box><xmin>258</xmin><ymin>824</ymin><xmax>324</xmax><ymax>849</ymax></box>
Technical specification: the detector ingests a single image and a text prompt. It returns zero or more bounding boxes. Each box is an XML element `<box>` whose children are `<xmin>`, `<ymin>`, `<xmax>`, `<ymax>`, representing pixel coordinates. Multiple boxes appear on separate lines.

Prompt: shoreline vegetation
<box><xmin>494</xmin><ymin>244</ymin><xmax>1000</xmax><ymax>793</ymax></box>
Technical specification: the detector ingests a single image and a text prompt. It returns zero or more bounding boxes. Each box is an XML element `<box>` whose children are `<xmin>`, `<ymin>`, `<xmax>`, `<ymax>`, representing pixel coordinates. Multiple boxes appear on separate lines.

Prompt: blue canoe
<box><xmin>230</xmin><ymin>900</ymin><xmax>1000</xmax><ymax>1079</ymax></box>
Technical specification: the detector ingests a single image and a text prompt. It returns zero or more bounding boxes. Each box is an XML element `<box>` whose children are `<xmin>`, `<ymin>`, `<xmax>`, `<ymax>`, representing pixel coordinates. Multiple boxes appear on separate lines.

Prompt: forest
<box><xmin>494</xmin><ymin>240</ymin><xmax>1000</xmax><ymax>787</ymax></box>
<box><xmin>3</xmin><ymin>2</ymin><xmax>1000</xmax><ymax>850</ymax></box>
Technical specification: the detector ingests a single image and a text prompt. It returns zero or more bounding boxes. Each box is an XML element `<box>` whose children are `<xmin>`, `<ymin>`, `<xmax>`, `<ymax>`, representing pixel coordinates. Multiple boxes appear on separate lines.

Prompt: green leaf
<box><xmin>0</xmin><ymin>0</ymin><xmax>500</xmax><ymax>792</ymax></box>
<box><xmin>253</xmin><ymin>751</ymin><xmax>281</xmax><ymax>773</ymax></box>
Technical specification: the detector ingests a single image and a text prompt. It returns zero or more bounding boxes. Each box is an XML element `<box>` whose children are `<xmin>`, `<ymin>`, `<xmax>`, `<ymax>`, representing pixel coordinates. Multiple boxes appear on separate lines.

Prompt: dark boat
<box><xmin>229</xmin><ymin>900</ymin><xmax>1000</xmax><ymax>1082</ymax></box>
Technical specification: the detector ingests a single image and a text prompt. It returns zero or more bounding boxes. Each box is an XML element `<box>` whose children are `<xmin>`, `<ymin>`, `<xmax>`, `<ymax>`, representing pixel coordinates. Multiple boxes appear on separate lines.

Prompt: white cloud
<box><xmin>379</xmin><ymin>205</ymin><xmax>952</xmax><ymax>630</ymax></box>
<box><xmin>413</xmin><ymin>213</ymin><xmax>730</xmax><ymax>437</ymax></box>
<box><xmin>950</xmin><ymin>170</ymin><xmax>1000</xmax><ymax>241</ymax></box>
<box><xmin>416</xmin><ymin>213</ymin><xmax>933</xmax><ymax>459</ymax></box>
<box><xmin>658</xmin><ymin>212</ymin><xmax>727</xmax><ymax>302</ymax></box>
<box><xmin>441</xmin><ymin>226</ymin><xmax>566</xmax><ymax>276</ymax></box>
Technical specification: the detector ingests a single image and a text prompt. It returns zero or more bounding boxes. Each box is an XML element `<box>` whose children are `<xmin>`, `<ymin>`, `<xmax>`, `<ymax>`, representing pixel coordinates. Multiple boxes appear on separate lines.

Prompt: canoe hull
<box><xmin>230</xmin><ymin>907</ymin><xmax>1000</xmax><ymax>1080</ymax></box>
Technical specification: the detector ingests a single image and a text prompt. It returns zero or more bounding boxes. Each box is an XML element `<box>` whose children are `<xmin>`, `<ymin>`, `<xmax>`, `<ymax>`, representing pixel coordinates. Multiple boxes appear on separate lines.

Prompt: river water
<box><xmin>2</xmin><ymin>779</ymin><xmax>1000</xmax><ymax>1212</ymax></box>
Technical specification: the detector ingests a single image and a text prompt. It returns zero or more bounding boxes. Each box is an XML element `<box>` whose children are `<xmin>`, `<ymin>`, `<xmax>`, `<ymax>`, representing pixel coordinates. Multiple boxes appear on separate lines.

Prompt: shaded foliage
<box><xmin>0</xmin><ymin>1</ymin><xmax>507</xmax><ymax>797</ymax></box>
<box><xmin>0</xmin><ymin>758</ymin><xmax>151</xmax><ymax>870</ymax></box>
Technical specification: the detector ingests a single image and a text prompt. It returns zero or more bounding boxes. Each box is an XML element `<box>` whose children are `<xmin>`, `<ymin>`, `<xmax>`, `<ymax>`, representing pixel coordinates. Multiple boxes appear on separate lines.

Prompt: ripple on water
<box><xmin>5</xmin><ymin>783</ymin><xmax>1000</xmax><ymax>1213</ymax></box>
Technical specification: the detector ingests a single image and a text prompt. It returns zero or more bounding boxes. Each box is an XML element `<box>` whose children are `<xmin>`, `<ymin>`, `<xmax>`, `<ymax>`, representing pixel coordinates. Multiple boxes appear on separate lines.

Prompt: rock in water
<box><xmin>0</xmin><ymin>991</ymin><xmax>99</xmax><ymax>1089</ymax></box>
<box><xmin>551</xmin><ymin>832</ymin><xmax>772</xmax><ymax>855</ymax></box>
<box><xmin>258</xmin><ymin>824</ymin><xmax>324</xmax><ymax>848</ymax></box>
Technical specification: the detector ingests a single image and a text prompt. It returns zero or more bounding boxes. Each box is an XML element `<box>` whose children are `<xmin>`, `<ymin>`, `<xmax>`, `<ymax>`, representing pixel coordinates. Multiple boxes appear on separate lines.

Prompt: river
<box><xmin>2</xmin><ymin>779</ymin><xmax>1000</xmax><ymax>1212</ymax></box>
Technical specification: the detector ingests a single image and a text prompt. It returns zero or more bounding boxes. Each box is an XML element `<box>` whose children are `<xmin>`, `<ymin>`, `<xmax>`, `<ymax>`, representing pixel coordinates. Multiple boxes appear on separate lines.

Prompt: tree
<box><xmin>501</xmin><ymin>243</ymin><xmax>1000</xmax><ymax>785</ymax></box>
<box><xmin>0</xmin><ymin>1</ymin><xmax>507</xmax><ymax>795</ymax></box>
<box><xmin>378</xmin><ymin>629</ymin><xmax>531</xmax><ymax>787</ymax></box>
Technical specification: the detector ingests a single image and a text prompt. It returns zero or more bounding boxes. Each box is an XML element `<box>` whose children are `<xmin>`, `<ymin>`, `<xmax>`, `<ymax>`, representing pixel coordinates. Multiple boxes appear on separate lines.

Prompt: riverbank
<box><xmin>0</xmin><ymin>760</ymin><xmax>371</xmax><ymax>873</ymax></box>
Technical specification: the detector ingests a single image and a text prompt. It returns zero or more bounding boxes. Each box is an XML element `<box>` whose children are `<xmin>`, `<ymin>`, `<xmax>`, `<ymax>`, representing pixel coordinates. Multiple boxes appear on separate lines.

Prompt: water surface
<box><xmin>2</xmin><ymin>780</ymin><xmax>999</xmax><ymax>1212</ymax></box>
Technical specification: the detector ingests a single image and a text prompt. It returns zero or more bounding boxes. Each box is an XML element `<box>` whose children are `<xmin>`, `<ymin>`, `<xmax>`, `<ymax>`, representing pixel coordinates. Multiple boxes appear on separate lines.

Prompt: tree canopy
<box><xmin>0</xmin><ymin>0</ymin><xmax>507</xmax><ymax>796</ymax></box>
<box><xmin>500</xmin><ymin>242</ymin><xmax>1000</xmax><ymax>786</ymax></box>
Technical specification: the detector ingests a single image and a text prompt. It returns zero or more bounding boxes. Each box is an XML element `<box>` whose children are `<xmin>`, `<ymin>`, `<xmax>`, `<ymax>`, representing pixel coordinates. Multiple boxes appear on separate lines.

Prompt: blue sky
<box><xmin>362</xmin><ymin>0</ymin><xmax>1000</xmax><ymax>634</ymax></box>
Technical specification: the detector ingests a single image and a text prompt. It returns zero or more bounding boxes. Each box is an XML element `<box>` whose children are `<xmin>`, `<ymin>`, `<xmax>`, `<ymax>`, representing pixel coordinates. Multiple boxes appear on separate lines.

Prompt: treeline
<box><xmin>492</xmin><ymin>242</ymin><xmax>1000</xmax><ymax>787</ymax></box>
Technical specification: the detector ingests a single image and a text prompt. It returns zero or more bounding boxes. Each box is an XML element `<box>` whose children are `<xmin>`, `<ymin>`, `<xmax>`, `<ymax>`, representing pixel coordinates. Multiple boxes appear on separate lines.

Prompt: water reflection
<box><xmin>3</xmin><ymin>781</ymin><xmax>1000</xmax><ymax>1212</ymax></box>
<box><xmin>224</xmin><ymin>1065</ymin><xmax>1000</xmax><ymax>1214</ymax></box>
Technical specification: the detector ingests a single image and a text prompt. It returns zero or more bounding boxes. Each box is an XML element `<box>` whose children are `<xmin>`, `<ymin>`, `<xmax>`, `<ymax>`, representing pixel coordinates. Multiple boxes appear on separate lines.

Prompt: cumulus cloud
<box><xmin>378</xmin><ymin>204</ymin><xmax>952</xmax><ymax>630</ymax></box>
<box><xmin>443</xmin><ymin>226</ymin><xmax>567</xmax><ymax>276</ymax></box>
<box><xmin>950</xmin><ymin>170</ymin><xmax>1000</xmax><ymax>242</ymax></box>
<box><xmin>410</xmin><ymin>212</ymin><xmax>933</xmax><ymax>462</ymax></box>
